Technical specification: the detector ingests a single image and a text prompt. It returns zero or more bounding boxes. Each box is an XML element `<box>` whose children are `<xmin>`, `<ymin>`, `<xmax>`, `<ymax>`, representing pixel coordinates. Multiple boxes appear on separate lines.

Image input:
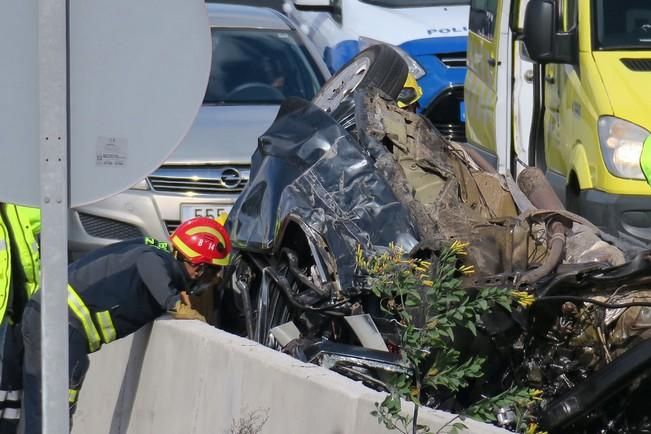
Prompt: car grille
<box><xmin>79</xmin><ymin>213</ymin><xmax>143</xmax><ymax>240</ymax></box>
<box><xmin>165</xmin><ymin>220</ymin><xmax>181</xmax><ymax>235</ymax></box>
<box><xmin>621</xmin><ymin>58</ymin><xmax>651</xmax><ymax>71</ymax></box>
<box><xmin>148</xmin><ymin>165</ymin><xmax>250</xmax><ymax>195</ymax></box>
<box><xmin>424</xmin><ymin>87</ymin><xmax>466</xmax><ymax>143</ymax></box>
<box><xmin>435</xmin><ymin>52</ymin><xmax>467</xmax><ymax>68</ymax></box>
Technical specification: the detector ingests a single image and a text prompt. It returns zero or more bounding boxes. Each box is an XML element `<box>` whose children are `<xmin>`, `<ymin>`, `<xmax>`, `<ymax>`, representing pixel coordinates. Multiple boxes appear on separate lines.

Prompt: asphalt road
<box><xmin>206</xmin><ymin>0</ymin><xmax>285</xmax><ymax>11</ymax></box>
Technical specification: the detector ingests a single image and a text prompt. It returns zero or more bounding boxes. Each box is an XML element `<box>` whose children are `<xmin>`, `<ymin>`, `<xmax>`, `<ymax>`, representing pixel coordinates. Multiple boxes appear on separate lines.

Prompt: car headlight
<box><xmin>598</xmin><ymin>116</ymin><xmax>649</xmax><ymax>180</ymax></box>
<box><xmin>358</xmin><ymin>37</ymin><xmax>426</xmax><ymax>79</ymax></box>
<box><xmin>130</xmin><ymin>178</ymin><xmax>150</xmax><ymax>190</ymax></box>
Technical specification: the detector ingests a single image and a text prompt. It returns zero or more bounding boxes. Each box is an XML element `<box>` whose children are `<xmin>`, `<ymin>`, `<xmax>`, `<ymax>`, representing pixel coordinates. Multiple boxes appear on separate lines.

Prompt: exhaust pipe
<box><xmin>517</xmin><ymin>168</ymin><xmax>569</xmax><ymax>285</ymax></box>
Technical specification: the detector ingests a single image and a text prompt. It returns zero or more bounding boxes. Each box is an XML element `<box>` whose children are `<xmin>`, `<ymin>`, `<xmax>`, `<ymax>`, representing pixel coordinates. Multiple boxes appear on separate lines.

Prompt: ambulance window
<box><xmin>595</xmin><ymin>0</ymin><xmax>651</xmax><ymax>49</ymax></box>
<box><xmin>470</xmin><ymin>0</ymin><xmax>498</xmax><ymax>39</ymax></box>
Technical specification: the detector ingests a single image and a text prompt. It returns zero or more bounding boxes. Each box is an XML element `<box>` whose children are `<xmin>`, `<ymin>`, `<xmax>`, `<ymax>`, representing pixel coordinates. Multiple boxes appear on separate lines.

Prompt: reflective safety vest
<box><xmin>67</xmin><ymin>285</ymin><xmax>116</xmax><ymax>352</ymax></box>
<box><xmin>0</xmin><ymin>204</ymin><xmax>41</xmax><ymax>323</ymax></box>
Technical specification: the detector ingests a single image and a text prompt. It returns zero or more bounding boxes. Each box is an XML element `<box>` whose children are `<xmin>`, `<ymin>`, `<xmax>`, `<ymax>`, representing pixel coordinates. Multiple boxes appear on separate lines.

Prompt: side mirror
<box><xmin>523</xmin><ymin>0</ymin><xmax>577</xmax><ymax>64</ymax></box>
<box><xmin>293</xmin><ymin>0</ymin><xmax>334</xmax><ymax>12</ymax></box>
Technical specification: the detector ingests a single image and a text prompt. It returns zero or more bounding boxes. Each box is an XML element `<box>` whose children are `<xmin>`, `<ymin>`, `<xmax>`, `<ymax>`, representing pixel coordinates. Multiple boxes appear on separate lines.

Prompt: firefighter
<box><xmin>0</xmin><ymin>204</ymin><xmax>40</xmax><ymax>434</ymax></box>
<box><xmin>19</xmin><ymin>216</ymin><xmax>230</xmax><ymax>434</ymax></box>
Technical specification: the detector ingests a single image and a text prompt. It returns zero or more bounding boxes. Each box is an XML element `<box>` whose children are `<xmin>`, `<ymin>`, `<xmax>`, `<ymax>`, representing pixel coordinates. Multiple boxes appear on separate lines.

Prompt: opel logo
<box><xmin>220</xmin><ymin>168</ymin><xmax>242</xmax><ymax>189</ymax></box>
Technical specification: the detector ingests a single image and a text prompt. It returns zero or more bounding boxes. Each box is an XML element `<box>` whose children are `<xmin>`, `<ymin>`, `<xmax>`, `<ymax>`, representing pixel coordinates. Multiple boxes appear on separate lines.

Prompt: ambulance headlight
<box><xmin>358</xmin><ymin>37</ymin><xmax>425</xmax><ymax>79</ymax></box>
<box><xmin>598</xmin><ymin>116</ymin><xmax>648</xmax><ymax>180</ymax></box>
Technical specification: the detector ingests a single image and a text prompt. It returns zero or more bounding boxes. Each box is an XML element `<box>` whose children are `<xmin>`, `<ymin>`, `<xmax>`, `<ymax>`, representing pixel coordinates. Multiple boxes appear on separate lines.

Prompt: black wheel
<box><xmin>263</xmin><ymin>261</ymin><xmax>294</xmax><ymax>348</ymax></box>
<box><xmin>312</xmin><ymin>44</ymin><xmax>408</xmax><ymax>114</ymax></box>
<box><xmin>257</xmin><ymin>254</ymin><xmax>316</xmax><ymax>349</ymax></box>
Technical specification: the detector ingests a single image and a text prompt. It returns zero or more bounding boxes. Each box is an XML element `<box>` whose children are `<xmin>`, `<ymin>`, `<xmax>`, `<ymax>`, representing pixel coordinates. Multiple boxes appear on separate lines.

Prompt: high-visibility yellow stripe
<box><xmin>68</xmin><ymin>389</ymin><xmax>79</xmax><ymax>404</ymax></box>
<box><xmin>185</xmin><ymin>226</ymin><xmax>222</xmax><ymax>238</ymax></box>
<box><xmin>170</xmin><ymin>235</ymin><xmax>199</xmax><ymax>259</ymax></box>
<box><xmin>94</xmin><ymin>311</ymin><xmax>117</xmax><ymax>344</ymax></box>
<box><xmin>212</xmin><ymin>253</ymin><xmax>230</xmax><ymax>266</ymax></box>
<box><xmin>67</xmin><ymin>285</ymin><xmax>101</xmax><ymax>352</ymax></box>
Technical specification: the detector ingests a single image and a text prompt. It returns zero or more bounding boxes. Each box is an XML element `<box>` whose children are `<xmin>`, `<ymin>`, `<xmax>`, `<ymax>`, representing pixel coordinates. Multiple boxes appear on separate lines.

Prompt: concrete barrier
<box><xmin>72</xmin><ymin>318</ymin><xmax>510</xmax><ymax>434</ymax></box>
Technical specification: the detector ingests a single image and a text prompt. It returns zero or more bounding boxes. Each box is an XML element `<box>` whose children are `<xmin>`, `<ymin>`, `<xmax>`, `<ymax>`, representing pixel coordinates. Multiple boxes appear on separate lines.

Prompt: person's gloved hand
<box><xmin>169</xmin><ymin>300</ymin><xmax>206</xmax><ymax>322</ymax></box>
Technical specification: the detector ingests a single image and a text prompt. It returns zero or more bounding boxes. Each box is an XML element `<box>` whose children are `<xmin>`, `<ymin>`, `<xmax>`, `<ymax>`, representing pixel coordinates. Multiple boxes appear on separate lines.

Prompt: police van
<box><xmin>464</xmin><ymin>0</ymin><xmax>651</xmax><ymax>242</ymax></box>
<box><xmin>284</xmin><ymin>0</ymin><xmax>471</xmax><ymax>142</ymax></box>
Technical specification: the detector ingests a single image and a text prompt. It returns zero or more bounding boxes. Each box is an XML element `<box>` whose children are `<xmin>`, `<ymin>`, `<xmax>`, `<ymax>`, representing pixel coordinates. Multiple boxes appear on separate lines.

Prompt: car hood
<box><xmin>594</xmin><ymin>52</ymin><xmax>651</xmax><ymax>131</ymax></box>
<box><xmin>165</xmin><ymin>105</ymin><xmax>281</xmax><ymax>165</ymax></box>
<box><xmin>353</xmin><ymin>4</ymin><xmax>469</xmax><ymax>44</ymax></box>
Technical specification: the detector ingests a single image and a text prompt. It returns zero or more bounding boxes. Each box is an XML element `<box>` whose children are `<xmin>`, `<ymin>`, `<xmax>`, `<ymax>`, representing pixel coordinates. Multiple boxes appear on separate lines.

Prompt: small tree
<box><xmin>357</xmin><ymin>241</ymin><xmax>540</xmax><ymax>434</ymax></box>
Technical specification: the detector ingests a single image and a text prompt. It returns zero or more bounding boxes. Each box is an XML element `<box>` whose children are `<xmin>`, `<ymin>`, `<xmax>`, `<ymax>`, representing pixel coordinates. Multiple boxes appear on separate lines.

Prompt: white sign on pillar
<box><xmin>0</xmin><ymin>0</ymin><xmax>211</xmax><ymax>431</ymax></box>
<box><xmin>1</xmin><ymin>0</ymin><xmax>212</xmax><ymax>208</ymax></box>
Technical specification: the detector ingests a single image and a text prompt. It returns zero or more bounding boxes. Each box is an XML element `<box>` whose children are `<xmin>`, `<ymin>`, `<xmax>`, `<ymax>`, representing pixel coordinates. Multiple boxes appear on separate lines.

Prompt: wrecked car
<box><xmin>217</xmin><ymin>45</ymin><xmax>651</xmax><ymax>433</ymax></box>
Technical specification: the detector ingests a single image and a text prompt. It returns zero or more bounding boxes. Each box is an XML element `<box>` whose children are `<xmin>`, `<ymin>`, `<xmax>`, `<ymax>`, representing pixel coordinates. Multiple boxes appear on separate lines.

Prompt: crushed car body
<box><xmin>218</xmin><ymin>45</ymin><xmax>651</xmax><ymax>433</ymax></box>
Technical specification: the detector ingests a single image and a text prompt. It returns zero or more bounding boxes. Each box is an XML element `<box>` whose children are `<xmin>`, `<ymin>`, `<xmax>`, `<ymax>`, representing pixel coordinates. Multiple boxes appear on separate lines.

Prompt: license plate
<box><xmin>180</xmin><ymin>204</ymin><xmax>231</xmax><ymax>222</ymax></box>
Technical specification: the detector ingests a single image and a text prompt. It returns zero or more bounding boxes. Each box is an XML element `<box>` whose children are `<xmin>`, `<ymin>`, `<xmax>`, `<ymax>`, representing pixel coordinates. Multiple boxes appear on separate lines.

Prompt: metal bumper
<box><xmin>576</xmin><ymin>189</ymin><xmax>651</xmax><ymax>243</ymax></box>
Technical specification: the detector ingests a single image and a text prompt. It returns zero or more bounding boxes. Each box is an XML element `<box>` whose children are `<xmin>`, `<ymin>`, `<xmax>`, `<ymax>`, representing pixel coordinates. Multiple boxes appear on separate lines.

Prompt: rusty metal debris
<box><xmin>219</xmin><ymin>74</ymin><xmax>651</xmax><ymax>433</ymax></box>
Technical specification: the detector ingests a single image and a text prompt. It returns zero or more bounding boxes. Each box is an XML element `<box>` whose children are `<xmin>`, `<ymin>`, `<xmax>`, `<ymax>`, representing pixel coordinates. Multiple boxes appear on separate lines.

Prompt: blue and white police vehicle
<box><xmin>284</xmin><ymin>0</ymin><xmax>470</xmax><ymax>141</ymax></box>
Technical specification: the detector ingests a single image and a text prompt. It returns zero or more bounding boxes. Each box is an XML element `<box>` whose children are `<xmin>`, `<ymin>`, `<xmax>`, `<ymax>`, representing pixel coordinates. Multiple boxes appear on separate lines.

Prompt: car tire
<box><xmin>312</xmin><ymin>44</ymin><xmax>408</xmax><ymax>114</ymax></box>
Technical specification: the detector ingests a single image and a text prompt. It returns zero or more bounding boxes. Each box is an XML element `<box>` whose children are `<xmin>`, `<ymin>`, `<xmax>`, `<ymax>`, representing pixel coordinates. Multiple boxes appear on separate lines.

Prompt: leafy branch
<box><xmin>357</xmin><ymin>241</ymin><xmax>538</xmax><ymax>433</ymax></box>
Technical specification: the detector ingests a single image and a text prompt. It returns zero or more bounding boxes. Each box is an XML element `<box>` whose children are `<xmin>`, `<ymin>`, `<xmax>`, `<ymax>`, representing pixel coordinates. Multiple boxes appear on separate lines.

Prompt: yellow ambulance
<box><xmin>464</xmin><ymin>0</ymin><xmax>651</xmax><ymax>241</ymax></box>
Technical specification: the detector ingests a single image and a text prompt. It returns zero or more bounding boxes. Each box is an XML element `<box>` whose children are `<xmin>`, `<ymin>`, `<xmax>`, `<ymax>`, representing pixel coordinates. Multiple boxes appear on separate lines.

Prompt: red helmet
<box><xmin>170</xmin><ymin>217</ymin><xmax>231</xmax><ymax>266</ymax></box>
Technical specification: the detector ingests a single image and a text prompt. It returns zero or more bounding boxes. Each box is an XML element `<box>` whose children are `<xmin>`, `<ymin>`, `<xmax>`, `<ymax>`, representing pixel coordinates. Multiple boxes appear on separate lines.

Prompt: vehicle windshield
<box><xmin>594</xmin><ymin>0</ymin><xmax>651</xmax><ymax>49</ymax></box>
<box><xmin>359</xmin><ymin>0</ymin><xmax>469</xmax><ymax>6</ymax></box>
<box><xmin>204</xmin><ymin>29</ymin><xmax>324</xmax><ymax>105</ymax></box>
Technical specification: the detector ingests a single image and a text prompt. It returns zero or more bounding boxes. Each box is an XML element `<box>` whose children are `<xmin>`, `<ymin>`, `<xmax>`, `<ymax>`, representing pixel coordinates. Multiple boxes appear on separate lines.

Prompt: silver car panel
<box><xmin>165</xmin><ymin>105</ymin><xmax>280</xmax><ymax>164</ymax></box>
<box><xmin>207</xmin><ymin>3</ymin><xmax>291</xmax><ymax>30</ymax></box>
<box><xmin>69</xmin><ymin>4</ymin><xmax>330</xmax><ymax>257</ymax></box>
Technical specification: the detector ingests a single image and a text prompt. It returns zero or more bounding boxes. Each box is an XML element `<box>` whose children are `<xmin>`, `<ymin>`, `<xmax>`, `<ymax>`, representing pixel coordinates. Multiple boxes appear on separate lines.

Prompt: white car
<box><xmin>68</xmin><ymin>3</ymin><xmax>330</xmax><ymax>258</ymax></box>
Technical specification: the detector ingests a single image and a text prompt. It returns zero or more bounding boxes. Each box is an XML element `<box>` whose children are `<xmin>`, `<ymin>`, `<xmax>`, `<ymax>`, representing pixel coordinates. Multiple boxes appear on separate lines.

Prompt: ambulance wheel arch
<box><xmin>563</xmin><ymin>144</ymin><xmax>593</xmax><ymax>210</ymax></box>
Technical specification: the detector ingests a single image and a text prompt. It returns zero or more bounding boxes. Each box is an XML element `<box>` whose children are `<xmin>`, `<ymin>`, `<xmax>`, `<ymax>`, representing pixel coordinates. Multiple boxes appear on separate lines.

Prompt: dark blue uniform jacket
<box><xmin>67</xmin><ymin>238</ymin><xmax>188</xmax><ymax>340</ymax></box>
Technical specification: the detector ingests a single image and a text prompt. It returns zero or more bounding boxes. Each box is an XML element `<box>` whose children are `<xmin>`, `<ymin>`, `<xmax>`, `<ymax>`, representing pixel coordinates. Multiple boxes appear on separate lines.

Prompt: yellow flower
<box><xmin>525</xmin><ymin>422</ymin><xmax>548</xmax><ymax>434</ymax></box>
<box><xmin>529</xmin><ymin>388</ymin><xmax>544</xmax><ymax>400</ymax></box>
<box><xmin>512</xmin><ymin>290</ymin><xmax>535</xmax><ymax>308</ymax></box>
<box><xmin>422</xmin><ymin>280</ymin><xmax>434</xmax><ymax>287</ymax></box>
<box><xmin>372</xmin><ymin>263</ymin><xmax>385</xmax><ymax>274</ymax></box>
<box><xmin>450</xmin><ymin>240</ymin><xmax>469</xmax><ymax>256</ymax></box>
<box><xmin>459</xmin><ymin>265</ymin><xmax>475</xmax><ymax>275</ymax></box>
<box><xmin>355</xmin><ymin>244</ymin><xmax>368</xmax><ymax>269</ymax></box>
